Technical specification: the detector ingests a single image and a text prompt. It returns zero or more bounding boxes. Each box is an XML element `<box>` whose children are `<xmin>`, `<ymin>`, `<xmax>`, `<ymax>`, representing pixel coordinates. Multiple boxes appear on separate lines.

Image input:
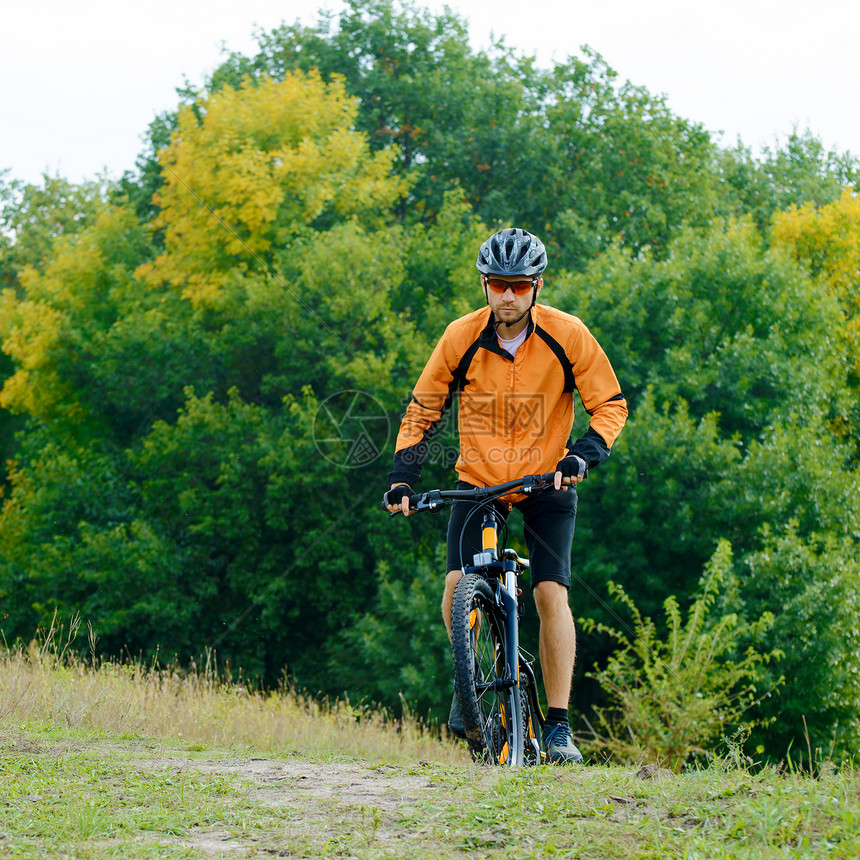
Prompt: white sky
<box><xmin>2</xmin><ymin>0</ymin><xmax>858</xmax><ymax>188</ymax></box>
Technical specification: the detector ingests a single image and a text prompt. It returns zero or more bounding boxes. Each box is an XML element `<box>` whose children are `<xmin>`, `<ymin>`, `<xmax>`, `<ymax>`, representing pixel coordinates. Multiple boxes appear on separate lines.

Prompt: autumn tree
<box><xmin>0</xmin><ymin>66</ymin><xmax>458</xmax><ymax>704</ymax></box>
<box><xmin>771</xmin><ymin>188</ymin><xmax>860</xmax><ymax>380</ymax></box>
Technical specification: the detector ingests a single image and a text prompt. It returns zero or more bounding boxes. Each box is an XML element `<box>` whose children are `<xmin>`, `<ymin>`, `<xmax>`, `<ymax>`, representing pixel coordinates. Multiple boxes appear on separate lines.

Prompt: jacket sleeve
<box><xmin>567</xmin><ymin>322</ymin><xmax>628</xmax><ymax>470</ymax></box>
<box><xmin>387</xmin><ymin>326</ymin><xmax>462</xmax><ymax>487</ymax></box>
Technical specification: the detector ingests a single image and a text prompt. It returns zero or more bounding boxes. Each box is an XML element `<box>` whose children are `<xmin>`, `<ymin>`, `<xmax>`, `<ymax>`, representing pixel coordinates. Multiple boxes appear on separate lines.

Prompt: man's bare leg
<box><xmin>442</xmin><ymin>568</ymin><xmax>466</xmax><ymax>736</ymax></box>
<box><xmin>532</xmin><ymin>580</ymin><xmax>582</xmax><ymax>762</ymax></box>
<box><xmin>532</xmin><ymin>580</ymin><xmax>576</xmax><ymax>709</ymax></box>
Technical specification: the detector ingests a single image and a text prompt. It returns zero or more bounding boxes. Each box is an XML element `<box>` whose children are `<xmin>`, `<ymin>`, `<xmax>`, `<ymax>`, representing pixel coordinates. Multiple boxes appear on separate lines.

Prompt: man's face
<box><xmin>482</xmin><ymin>274</ymin><xmax>543</xmax><ymax>326</ymax></box>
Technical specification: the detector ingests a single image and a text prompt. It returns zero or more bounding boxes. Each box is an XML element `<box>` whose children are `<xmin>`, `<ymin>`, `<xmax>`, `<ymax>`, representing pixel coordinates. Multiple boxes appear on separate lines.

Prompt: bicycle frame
<box><xmin>384</xmin><ymin>472</ymin><xmax>556</xmax><ymax>765</ymax></box>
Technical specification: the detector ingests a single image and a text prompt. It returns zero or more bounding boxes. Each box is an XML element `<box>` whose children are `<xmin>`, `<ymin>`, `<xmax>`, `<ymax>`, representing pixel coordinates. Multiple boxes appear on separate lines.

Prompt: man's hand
<box><xmin>554</xmin><ymin>455</ymin><xmax>587</xmax><ymax>491</ymax></box>
<box><xmin>385</xmin><ymin>483</ymin><xmax>413</xmax><ymax>516</ymax></box>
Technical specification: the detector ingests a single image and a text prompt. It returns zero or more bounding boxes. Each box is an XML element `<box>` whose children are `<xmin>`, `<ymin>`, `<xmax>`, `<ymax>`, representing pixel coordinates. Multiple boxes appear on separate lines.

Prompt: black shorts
<box><xmin>445</xmin><ymin>483</ymin><xmax>577</xmax><ymax>588</ymax></box>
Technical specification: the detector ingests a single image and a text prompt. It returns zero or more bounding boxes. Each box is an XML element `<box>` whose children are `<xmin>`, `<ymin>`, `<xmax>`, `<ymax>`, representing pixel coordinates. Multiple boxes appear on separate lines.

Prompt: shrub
<box><xmin>581</xmin><ymin>539</ymin><xmax>783</xmax><ymax>770</ymax></box>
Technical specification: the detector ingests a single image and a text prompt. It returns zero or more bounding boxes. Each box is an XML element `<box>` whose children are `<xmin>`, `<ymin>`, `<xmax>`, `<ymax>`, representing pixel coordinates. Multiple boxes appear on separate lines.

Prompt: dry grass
<box><xmin>5</xmin><ymin>619</ymin><xmax>860</xmax><ymax>857</ymax></box>
<box><xmin>0</xmin><ymin>614</ymin><xmax>467</xmax><ymax>764</ymax></box>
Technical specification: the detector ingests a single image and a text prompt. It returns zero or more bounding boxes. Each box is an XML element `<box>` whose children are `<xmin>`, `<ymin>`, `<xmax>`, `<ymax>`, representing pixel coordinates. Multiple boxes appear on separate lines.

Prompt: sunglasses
<box><xmin>483</xmin><ymin>277</ymin><xmax>539</xmax><ymax>295</ymax></box>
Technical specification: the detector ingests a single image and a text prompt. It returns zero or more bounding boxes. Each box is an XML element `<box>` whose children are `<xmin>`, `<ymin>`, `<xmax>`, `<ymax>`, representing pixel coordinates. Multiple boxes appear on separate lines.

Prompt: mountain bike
<box><xmin>384</xmin><ymin>472</ymin><xmax>557</xmax><ymax>766</ymax></box>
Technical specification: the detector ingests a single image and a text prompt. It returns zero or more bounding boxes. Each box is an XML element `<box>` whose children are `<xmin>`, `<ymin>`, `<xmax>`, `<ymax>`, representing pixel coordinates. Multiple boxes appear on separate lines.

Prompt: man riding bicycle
<box><xmin>384</xmin><ymin>228</ymin><xmax>627</xmax><ymax>763</ymax></box>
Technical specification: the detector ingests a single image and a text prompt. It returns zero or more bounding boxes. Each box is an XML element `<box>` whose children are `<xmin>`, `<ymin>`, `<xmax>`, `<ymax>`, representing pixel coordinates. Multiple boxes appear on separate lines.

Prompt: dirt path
<box><xmin>132</xmin><ymin>751</ymin><xmax>452</xmax><ymax>857</ymax></box>
<box><xmin>2</xmin><ymin>729</ymin><xmax>463</xmax><ymax>857</ymax></box>
<box><xmin>1</xmin><ymin>731</ymin><xmax>698</xmax><ymax>859</ymax></box>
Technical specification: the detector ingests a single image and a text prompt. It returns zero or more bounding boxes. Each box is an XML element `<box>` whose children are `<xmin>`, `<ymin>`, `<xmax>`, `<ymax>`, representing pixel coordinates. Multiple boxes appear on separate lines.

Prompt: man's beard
<box><xmin>494</xmin><ymin>306</ymin><xmax>530</xmax><ymax>331</ymax></box>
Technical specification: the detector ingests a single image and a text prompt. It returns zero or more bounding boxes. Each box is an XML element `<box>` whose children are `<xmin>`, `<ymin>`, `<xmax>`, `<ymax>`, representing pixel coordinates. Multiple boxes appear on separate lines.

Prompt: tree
<box><xmin>203</xmin><ymin>1</ymin><xmax>721</xmax><ymax>268</ymax></box>
<box><xmin>0</xmin><ymin>65</ymin><xmax>462</xmax><ymax>700</ymax></box>
<box><xmin>0</xmin><ymin>172</ymin><xmax>108</xmax><ymax>291</ymax></box>
<box><xmin>718</xmin><ymin>130</ymin><xmax>859</xmax><ymax>233</ymax></box>
<box><xmin>771</xmin><ymin>189</ymin><xmax>860</xmax><ymax>385</ymax></box>
<box><xmin>564</xmin><ymin>217</ymin><xmax>860</xmax><ymax>757</ymax></box>
<box><xmin>0</xmin><ymin>173</ymin><xmax>112</xmax><ymax>482</ymax></box>
<box><xmin>729</xmin><ymin>523</ymin><xmax>860</xmax><ymax>760</ymax></box>
<box><xmin>0</xmin><ymin>205</ymin><xmax>154</xmax><ymax>428</ymax></box>
<box><xmin>138</xmin><ymin>71</ymin><xmax>407</xmax><ymax>308</ymax></box>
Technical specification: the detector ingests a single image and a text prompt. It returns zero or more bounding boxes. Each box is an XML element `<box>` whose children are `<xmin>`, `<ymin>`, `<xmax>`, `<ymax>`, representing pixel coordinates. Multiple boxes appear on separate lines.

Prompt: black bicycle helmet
<box><xmin>476</xmin><ymin>228</ymin><xmax>547</xmax><ymax>277</ymax></box>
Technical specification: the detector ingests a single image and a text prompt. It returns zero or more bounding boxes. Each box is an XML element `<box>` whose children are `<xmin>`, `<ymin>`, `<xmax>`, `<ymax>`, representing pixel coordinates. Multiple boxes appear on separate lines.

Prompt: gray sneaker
<box><xmin>448</xmin><ymin>660</ymin><xmax>485</xmax><ymax>740</ymax></box>
<box><xmin>448</xmin><ymin>690</ymin><xmax>466</xmax><ymax>739</ymax></box>
<box><xmin>544</xmin><ymin>723</ymin><xmax>583</xmax><ymax>764</ymax></box>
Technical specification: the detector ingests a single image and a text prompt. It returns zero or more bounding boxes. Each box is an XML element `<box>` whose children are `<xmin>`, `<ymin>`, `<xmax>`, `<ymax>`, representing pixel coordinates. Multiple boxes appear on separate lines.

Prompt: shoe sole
<box><xmin>546</xmin><ymin>753</ymin><xmax>584</xmax><ymax>764</ymax></box>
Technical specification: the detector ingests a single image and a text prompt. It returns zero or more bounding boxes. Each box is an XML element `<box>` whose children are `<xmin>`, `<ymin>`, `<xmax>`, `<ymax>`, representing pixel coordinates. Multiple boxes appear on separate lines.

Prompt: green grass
<box><xmin>2</xmin><ymin>723</ymin><xmax>860</xmax><ymax>858</ymax></box>
<box><xmin>2</xmin><ymin>628</ymin><xmax>860</xmax><ymax>858</ymax></box>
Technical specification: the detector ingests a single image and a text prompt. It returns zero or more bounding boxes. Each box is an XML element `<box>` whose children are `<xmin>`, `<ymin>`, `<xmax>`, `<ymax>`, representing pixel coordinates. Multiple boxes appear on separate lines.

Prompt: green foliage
<box><xmin>770</xmin><ymin>187</ymin><xmax>860</xmax><ymax>460</ymax></box>
<box><xmin>582</xmin><ymin>540</ymin><xmax>783</xmax><ymax>770</ymax></box>
<box><xmin>0</xmin><ymin>173</ymin><xmax>112</xmax><ymax>480</ymax></box>
<box><xmin>0</xmin><ymin>99</ymin><xmax>463</xmax><ymax>704</ymax></box>
<box><xmin>569</xmin><ymin>215</ymin><xmax>860</xmax><ymax>759</ymax></box>
<box><xmin>139</xmin><ymin>70</ymin><xmax>407</xmax><ymax>308</ymax></box>
<box><xmin>570</xmin><ymin>217</ymin><xmax>849</xmax><ymax>617</ymax></box>
<box><xmin>569</xmin><ymin>218</ymin><xmax>845</xmax><ymax>433</ymax></box>
<box><xmin>204</xmin><ymin>1</ymin><xmax>723</xmax><ymax>268</ymax></box>
<box><xmin>0</xmin><ymin>436</ymin><xmax>150</xmax><ymax>642</ymax></box>
<box><xmin>723</xmin><ymin>524</ymin><xmax>860</xmax><ymax>763</ymax></box>
<box><xmin>328</xmin><ymin>550</ymin><xmax>451</xmax><ymax>720</ymax></box>
<box><xmin>718</xmin><ymin>129</ymin><xmax>860</xmax><ymax>233</ymax></box>
<box><xmin>0</xmin><ymin>172</ymin><xmax>109</xmax><ymax>291</ymax></box>
<box><xmin>1</xmin><ymin>0</ymin><xmax>859</xmax><ymax>759</ymax></box>
<box><xmin>114</xmin><ymin>110</ymin><xmax>178</xmax><ymax>228</ymax></box>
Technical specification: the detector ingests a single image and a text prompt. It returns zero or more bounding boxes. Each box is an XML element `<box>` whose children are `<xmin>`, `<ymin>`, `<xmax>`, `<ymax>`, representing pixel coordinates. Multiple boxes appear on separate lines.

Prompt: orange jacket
<box><xmin>388</xmin><ymin>304</ymin><xmax>627</xmax><ymax>498</ymax></box>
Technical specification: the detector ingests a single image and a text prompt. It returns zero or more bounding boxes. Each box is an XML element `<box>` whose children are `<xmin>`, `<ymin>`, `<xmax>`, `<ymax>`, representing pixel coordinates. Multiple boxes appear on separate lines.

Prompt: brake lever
<box><xmin>521</xmin><ymin>474</ymin><xmax>548</xmax><ymax>494</ymax></box>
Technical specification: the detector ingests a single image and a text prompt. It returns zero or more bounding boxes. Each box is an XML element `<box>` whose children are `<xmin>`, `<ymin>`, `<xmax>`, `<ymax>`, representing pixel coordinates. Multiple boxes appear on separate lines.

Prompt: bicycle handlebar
<box><xmin>382</xmin><ymin>472</ymin><xmax>558</xmax><ymax>517</ymax></box>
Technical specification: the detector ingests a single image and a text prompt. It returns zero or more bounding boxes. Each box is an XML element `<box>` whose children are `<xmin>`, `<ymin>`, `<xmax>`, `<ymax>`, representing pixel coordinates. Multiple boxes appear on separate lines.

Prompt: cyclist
<box><xmin>384</xmin><ymin>228</ymin><xmax>627</xmax><ymax>763</ymax></box>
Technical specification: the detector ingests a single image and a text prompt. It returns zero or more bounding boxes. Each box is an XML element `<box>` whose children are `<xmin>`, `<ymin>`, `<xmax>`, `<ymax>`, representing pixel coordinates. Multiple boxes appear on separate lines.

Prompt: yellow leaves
<box><xmin>772</xmin><ymin>188</ymin><xmax>860</xmax><ymax>290</ymax></box>
<box><xmin>772</xmin><ymin>188</ymin><xmax>860</xmax><ymax>377</ymax></box>
<box><xmin>0</xmin><ymin>205</ymin><xmax>142</xmax><ymax>420</ymax></box>
<box><xmin>141</xmin><ymin>71</ymin><xmax>408</xmax><ymax>308</ymax></box>
<box><xmin>0</xmin><ymin>290</ymin><xmax>73</xmax><ymax>417</ymax></box>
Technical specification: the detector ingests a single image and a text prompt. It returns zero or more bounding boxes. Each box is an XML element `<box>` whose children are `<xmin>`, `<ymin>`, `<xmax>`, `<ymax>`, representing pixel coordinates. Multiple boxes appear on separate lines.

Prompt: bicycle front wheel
<box><xmin>451</xmin><ymin>573</ymin><xmax>522</xmax><ymax>765</ymax></box>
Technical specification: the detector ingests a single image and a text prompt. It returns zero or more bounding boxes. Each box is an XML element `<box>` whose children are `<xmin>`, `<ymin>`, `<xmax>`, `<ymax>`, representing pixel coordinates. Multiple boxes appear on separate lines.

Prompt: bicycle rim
<box><xmin>451</xmin><ymin>574</ymin><xmax>522</xmax><ymax>765</ymax></box>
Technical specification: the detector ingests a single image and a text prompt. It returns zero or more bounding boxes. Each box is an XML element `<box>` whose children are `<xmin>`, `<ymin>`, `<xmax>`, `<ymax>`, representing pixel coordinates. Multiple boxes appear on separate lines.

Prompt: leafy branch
<box><xmin>581</xmin><ymin>539</ymin><xmax>784</xmax><ymax>770</ymax></box>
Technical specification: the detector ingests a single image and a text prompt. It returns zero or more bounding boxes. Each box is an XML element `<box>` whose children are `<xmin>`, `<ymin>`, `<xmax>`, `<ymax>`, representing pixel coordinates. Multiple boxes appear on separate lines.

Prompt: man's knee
<box><xmin>533</xmin><ymin>580</ymin><xmax>570</xmax><ymax>615</ymax></box>
<box><xmin>444</xmin><ymin>569</ymin><xmax>463</xmax><ymax>595</ymax></box>
<box><xmin>441</xmin><ymin>570</ymin><xmax>464</xmax><ymax>633</ymax></box>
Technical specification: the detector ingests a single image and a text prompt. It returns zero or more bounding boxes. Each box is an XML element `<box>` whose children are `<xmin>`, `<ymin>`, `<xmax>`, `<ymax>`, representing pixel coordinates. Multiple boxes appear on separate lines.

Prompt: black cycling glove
<box><xmin>384</xmin><ymin>485</ymin><xmax>413</xmax><ymax>507</ymax></box>
<box><xmin>555</xmin><ymin>454</ymin><xmax>588</xmax><ymax>481</ymax></box>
